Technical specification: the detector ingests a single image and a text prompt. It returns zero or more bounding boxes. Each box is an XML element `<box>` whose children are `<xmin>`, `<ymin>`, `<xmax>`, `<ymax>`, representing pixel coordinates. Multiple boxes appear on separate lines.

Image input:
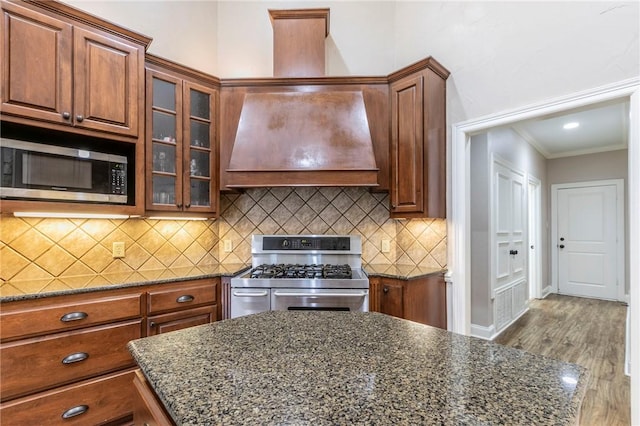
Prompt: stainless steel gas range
<box><xmin>230</xmin><ymin>235</ymin><xmax>369</xmax><ymax>318</ymax></box>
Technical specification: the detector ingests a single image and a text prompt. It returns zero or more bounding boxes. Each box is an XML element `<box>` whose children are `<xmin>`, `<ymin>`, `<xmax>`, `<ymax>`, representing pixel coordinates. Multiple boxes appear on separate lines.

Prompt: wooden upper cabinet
<box><xmin>145</xmin><ymin>56</ymin><xmax>219</xmax><ymax>217</ymax></box>
<box><xmin>1</xmin><ymin>1</ymin><xmax>73</xmax><ymax>124</ymax></box>
<box><xmin>388</xmin><ymin>58</ymin><xmax>449</xmax><ymax>219</ymax></box>
<box><xmin>72</xmin><ymin>27</ymin><xmax>141</xmax><ymax>137</ymax></box>
<box><xmin>0</xmin><ymin>0</ymin><xmax>148</xmax><ymax>141</ymax></box>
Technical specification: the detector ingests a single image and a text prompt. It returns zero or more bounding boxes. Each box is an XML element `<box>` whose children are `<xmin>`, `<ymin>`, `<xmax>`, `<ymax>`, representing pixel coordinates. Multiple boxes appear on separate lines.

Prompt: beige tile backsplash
<box><xmin>1</xmin><ymin>187</ymin><xmax>446</xmax><ymax>295</ymax></box>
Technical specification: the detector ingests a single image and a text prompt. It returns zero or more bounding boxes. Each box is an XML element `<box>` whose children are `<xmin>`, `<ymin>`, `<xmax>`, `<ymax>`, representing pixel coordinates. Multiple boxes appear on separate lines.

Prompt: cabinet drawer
<box><xmin>148</xmin><ymin>281</ymin><xmax>216</xmax><ymax>314</ymax></box>
<box><xmin>1</xmin><ymin>320</ymin><xmax>141</xmax><ymax>401</ymax></box>
<box><xmin>1</xmin><ymin>293</ymin><xmax>142</xmax><ymax>341</ymax></box>
<box><xmin>0</xmin><ymin>368</ymin><xmax>135</xmax><ymax>426</ymax></box>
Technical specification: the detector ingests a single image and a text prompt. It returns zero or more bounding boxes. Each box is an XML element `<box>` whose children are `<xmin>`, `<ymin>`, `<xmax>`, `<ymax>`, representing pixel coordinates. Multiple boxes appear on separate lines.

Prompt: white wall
<box><xmin>64</xmin><ymin>1</ymin><xmax>219</xmax><ymax>74</ymax></box>
<box><xmin>547</xmin><ymin>149</ymin><xmax>630</xmax><ymax>294</ymax></box>
<box><xmin>470</xmin><ymin>128</ymin><xmax>547</xmax><ymax>329</ymax></box>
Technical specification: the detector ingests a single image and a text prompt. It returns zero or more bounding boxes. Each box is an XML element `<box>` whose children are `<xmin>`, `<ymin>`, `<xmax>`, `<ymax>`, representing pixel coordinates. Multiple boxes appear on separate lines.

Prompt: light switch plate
<box><xmin>223</xmin><ymin>240</ymin><xmax>233</xmax><ymax>253</ymax></box>
<box><xmin>381</xmin><ymin>239</ymin><xmax>391</xmax><ymax>253</ymax></box>
<box><xmin>112</xmin><ymin>242</ymin><xmax>125</xmax><ymax>258</ymax></box>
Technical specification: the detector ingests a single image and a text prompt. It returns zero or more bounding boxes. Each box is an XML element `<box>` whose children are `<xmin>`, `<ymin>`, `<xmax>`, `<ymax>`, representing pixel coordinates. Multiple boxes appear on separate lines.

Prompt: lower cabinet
<box><xmin>0</xmin><ymin>277</ymin><xmax>219</xmax><ymax>426</ymax></box>
<box><xmin>370</xmin><ymin>273</ymin><xmax>446</xmax><ymax>329</ymax></box>
<box><xmin>0</xmin><ymin>369</ymin><xmax>136</xmax><ymax>426</ymax></box>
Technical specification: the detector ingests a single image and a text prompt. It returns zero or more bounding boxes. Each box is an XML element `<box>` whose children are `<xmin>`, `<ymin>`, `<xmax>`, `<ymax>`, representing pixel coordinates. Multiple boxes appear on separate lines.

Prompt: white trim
<box><xmin>470</xmin><ymin>323</ymin><xmax>496</xmax><ymax>340</ymax></box>
<box><xmin>628</xmin><ymin>86</ymin><xmax>639</xmax><ymax>426</ymax></box>
<box><xmin>541</xmin><ymin>285</ymin><xmax>553</xmax><ymax>298</ymax></box>
<box><xmin>449</xmin><ymin>78</ymin><xmax>639</xmax><ymax>426</ymax></box>
<box><xmin>626</xmin><ymin>306</ymin><xmax>631</xmax><ymax>376</ymax></box>
<box><xmin>471</xmin><ymin>306</ymin><xmax>530</xmax><ymax>341</ymax></box>
<box><xmin>528</xmin><ymin>175</ymin><xmax>542</xmax><ymax>299</ymax></box>
<box><xmin>550</xmin><ymin>179</ymin><xmax>625</xmax><ymax>302</ymax></box>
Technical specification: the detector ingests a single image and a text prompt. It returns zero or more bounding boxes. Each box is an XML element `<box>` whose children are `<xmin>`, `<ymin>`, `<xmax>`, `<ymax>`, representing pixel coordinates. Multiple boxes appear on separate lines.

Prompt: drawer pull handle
<box><xmin>60</xmin><ymin>312</ymin><xmax>88</xmax><ymax>322</ymax></box>
<box><xmin>62</xmin><ymin>404</ymin><xmax>89</xmax><ymax>419</ymax></box>
<box><xmin>176</xmin><ymin>295</ymin><xmax>195</xmax><ymax>303</ymax></box>
<box><xmin>62</xmin><ymin>352</ymin><xmax>89</xmax><ymax>365</ymax></box>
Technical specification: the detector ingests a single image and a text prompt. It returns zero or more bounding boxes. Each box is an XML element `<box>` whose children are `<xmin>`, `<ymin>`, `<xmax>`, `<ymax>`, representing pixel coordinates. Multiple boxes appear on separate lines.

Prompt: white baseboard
<box><xmin>625</xmin><ymin>293</ymin><xmax>630</xmax><ymax>305</ymax></box>
<box><xmin>472</xmin><ymin>306</ymin><xmax>531</xmax><ymax>341</ymax></box>
<box><xmin>470</xmin><ymin>323</ymin><xmax>496</xmax><ymax>340</ymax></box>
<box><xmin>541</xmin><ymin>285</ymin><xmax>552</xmax><ymax>298</ymax></box>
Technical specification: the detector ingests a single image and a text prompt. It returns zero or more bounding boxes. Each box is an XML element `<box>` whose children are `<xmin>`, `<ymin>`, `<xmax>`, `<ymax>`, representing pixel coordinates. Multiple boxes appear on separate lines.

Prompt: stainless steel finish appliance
<box><xmin>230</xmin><ymin>235</ymin><xmax>369</xmax><ymax>318</ymax></box>
<box><xmin>0</xmin><ymin>139</ymin><xmax>127</xmax><ymax>204</ymax></box>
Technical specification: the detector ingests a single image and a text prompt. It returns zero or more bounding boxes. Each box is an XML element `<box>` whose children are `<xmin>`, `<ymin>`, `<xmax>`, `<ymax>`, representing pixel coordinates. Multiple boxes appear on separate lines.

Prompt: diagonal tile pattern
<box><xmin>0</xmin><ymin>187</ymin><xmax>446</xmax><ymax>296</ymax></box>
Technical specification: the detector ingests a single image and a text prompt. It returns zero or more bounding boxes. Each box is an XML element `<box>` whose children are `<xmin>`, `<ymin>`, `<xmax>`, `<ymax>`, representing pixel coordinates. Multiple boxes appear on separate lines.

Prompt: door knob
<box><xmin>560</xmin><ymin>237</ymin><xmax>565</xmax><ymax>241</ymax></box>
<box><xmin>559</xmin><ymin>244</ymin><xmax>565</xmax><ymax>249</ymax></box>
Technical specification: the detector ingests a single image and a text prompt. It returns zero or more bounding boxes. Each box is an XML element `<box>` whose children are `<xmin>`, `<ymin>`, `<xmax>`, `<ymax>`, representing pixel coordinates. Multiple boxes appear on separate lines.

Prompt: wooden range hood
<box><xmin>225</xmin><ymin>8</ymin><xmax>380</xmax><ymax>188</ymax></box>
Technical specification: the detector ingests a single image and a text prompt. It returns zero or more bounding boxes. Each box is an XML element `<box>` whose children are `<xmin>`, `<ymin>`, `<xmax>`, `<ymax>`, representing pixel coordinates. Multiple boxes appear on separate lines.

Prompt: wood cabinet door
<box><xmin>379</xmin><ymin>280</ymin><xmax>404</xmax><ymax>319</ymax></box>
<box><xmin>147</xmin><ymin>306</ymin><xmax>216</xmax><ymax>336</ymax></box>
<box><xmin>0</xmin><ymin>1</ymin><xmax>72</xmax><ymax>124</ymax></box>
<box><xmin>73</xmin><ymin>26</ymin><xmax>141</xmax><ymax>137</ymax></box>
<box><xmin>390</xmin><ymin>73</ymin><xmax>424</xmax><ymax>215</ymax></box>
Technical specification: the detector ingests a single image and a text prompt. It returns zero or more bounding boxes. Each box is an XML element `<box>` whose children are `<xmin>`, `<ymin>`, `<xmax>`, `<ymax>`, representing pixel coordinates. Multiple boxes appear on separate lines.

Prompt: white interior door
<box><xmin>556</xmin><ymin>184</ymin><xmax>619</xmax><ymax>300</ymax></box>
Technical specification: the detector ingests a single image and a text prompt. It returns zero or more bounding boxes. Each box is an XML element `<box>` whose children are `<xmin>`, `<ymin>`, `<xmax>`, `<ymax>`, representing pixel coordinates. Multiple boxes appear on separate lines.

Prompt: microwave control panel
<box><xmin>110</xmin><ymin>163</ymin><xmax>127</xmax><ymax>195</ymax></box>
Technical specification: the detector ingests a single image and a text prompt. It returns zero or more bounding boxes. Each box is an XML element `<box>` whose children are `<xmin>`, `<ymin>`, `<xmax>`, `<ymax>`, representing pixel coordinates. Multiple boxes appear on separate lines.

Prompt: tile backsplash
<box><xmin>217</xmin><ymin>187</ymin><xmax>446</xmax><ymax>269</ymax></box>
<box><xmin>1</xmin><ymin>187</ymin><xmax>446</xmax><ymax>295</ymax></box>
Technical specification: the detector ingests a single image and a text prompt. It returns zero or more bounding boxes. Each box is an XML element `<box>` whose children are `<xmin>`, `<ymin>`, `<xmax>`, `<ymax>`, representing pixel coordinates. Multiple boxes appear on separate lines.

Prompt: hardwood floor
<box><xmin>494</xmin><ymin>294</ymin><xmax>630</xmax><ymax>426</ymax></box>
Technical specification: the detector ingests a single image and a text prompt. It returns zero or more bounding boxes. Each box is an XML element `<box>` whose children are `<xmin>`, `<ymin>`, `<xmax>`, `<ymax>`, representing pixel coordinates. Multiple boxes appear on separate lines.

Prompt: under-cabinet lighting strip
<box><xmin>13</xmin><ymin>212</ymin><xmax>135</xmax><ymax>219</ymax></box>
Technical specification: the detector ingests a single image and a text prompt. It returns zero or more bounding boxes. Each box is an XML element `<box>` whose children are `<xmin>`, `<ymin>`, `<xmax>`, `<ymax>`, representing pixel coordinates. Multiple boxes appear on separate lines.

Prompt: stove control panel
<box><xmin>263</xmin><ymin>236</ymin><xmax>351</xmax><ymax>251</ymax></box>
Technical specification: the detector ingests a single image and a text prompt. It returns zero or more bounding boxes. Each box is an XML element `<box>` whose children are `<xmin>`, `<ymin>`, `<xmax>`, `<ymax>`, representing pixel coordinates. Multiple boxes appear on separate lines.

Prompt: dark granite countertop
<box><xmin>363</xmin><ymin>264</ymin><xmax>445</xmax><ymax>280</ymax></box>
<box><xmin>128</xmin><ymin>311</ymin><xmax>588</xmax><ymax>426</ymax></box>
<box><xmin>0</xmin><ymin>264</ymin><xmax>250</xmax><ymax>303</ymax></box>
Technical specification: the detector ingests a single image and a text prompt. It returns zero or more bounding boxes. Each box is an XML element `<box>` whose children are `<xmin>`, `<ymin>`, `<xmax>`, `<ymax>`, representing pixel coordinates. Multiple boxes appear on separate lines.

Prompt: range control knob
<box><xmin>282</xmin><ymin>239</ymin><xmax>290</xmax><ymax>248</ymax></box>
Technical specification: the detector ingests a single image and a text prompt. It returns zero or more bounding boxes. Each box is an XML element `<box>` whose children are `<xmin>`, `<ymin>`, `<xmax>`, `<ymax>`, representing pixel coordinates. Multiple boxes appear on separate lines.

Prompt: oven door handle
<box><xmin>233</xmin><ymin>291</ymin><xmax>269</xmax><ymax>297</ymax></box>
<box><xmin>272</xmin><ymin>291</ymin><xmax>367</xmax><ymax>297</ymax></box>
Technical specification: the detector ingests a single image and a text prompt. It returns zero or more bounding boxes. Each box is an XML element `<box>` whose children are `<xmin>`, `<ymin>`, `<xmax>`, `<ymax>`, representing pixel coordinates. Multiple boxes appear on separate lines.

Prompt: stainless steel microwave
<box><xmin>0</xmin><ymin>139</ymin><xmax>127</xmax><ymax>204</ymax></box>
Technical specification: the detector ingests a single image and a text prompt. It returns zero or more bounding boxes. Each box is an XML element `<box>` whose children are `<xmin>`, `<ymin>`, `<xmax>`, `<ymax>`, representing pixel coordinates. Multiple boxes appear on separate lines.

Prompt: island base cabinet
<box><xmin>133</xmin><ymin>369</ymin><xmax>174</xmax><ymax>426</ymax></box>
<box><xmin>0</xmin><ymin>368</ymin><xmax>135</xmax><ymax>426</ymax></box>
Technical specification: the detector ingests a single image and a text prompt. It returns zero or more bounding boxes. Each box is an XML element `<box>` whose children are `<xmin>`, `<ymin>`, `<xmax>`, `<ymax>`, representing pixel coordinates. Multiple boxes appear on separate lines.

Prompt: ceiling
<box><xmin>511</xmin><ymin>98</ymin><xmax>630</xmax><ymax>159</ymax></box>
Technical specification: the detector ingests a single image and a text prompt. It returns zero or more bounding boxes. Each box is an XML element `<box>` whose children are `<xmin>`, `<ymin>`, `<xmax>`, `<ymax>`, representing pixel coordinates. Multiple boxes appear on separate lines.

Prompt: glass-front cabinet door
<box><xmin>146</xmin><ymin>66</ymin><xmax>217</xmax><ymax>216</ymax></box>
<box><xmin>183</xmin><ymin>82</ymin><xmax>214</xmax><ymax>212</ymax></box>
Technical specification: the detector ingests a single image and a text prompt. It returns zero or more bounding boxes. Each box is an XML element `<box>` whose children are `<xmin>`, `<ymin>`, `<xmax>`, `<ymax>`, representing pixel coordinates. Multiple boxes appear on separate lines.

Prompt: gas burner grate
<box><xmin>249</xmin><ymin>264</ymin><xmax>352</xmax><ymax>279</ymax></box>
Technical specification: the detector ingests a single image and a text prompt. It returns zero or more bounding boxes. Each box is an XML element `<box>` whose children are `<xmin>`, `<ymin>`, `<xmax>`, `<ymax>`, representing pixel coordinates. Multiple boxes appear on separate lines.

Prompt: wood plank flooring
<box><xmin>494</xmin><ymin>294</ymin><xmax>630</xmax><ymax>426</ymax></box>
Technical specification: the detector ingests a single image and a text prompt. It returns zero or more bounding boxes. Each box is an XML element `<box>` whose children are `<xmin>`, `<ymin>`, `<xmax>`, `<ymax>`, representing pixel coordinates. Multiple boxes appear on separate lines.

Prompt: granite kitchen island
<box><xmin>128</xmin><ymin>311</ymin><xmax>587</xmax><ymax>425</ymax></box>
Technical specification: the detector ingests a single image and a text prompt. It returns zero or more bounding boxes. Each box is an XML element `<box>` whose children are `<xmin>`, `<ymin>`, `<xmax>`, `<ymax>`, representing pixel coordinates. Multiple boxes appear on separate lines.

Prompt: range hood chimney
<box><xmin>225</xmin><ymin>8</ymin><xmax>380</xmax><ymax>188</ymax></box>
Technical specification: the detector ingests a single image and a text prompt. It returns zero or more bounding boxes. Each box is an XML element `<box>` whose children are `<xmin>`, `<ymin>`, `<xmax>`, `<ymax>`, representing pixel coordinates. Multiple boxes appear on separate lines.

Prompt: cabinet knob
<box><xmin>185</xmin><ymin>204</ymin><xmax>191</xmax><ymax>208</ymax></box>
<box><xmin>383</xmin><ymin>286</ymin><xmax>389</xmax><ymax>294</ymax></box>
<box><xmin>391</xmin><ymin>204</ymin><xmax>396</xmax><ymax>209</ymax></box>
<box><xmin>62</xmin><ymin>111</ymin><xmax>71</xmax><ymax>120</ymax></box>
<box><xmin>61</xmin><ymin>405</ymin><xmax>89</xmax><ymax>419</ymax></box>
<box><xmin>75</xmin><ymin>114</ymin><xmax>84</xmax><ymax>122</ymax></box>
<box><xmin>177</xmin><ymin>203</ymin><xmax>183</xmax><ymax>208</ymax></box>
<box><xmin>150</xmin><ymin>321</ymin><xmax>156</xmax><ymax>328</ymax></box>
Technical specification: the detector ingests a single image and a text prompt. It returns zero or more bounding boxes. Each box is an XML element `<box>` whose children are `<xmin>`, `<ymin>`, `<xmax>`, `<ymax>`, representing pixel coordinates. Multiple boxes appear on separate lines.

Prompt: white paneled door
<box><xmin>556</xmin><ymin>183</ymin><xmax>621</xmax><ymax>300</ymax></box>
<box><xmin>493</xmin><ymin>160</ymin><xmax>526</xmax><ymax>290</ymax></box>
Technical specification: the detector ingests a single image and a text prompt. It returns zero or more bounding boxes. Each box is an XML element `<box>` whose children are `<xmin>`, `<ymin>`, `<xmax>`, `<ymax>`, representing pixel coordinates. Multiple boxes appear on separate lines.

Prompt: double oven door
<box><xmin>230</xmin><ymin>287</ymin><xmax>369</xmax><ymax>319</ymax></box>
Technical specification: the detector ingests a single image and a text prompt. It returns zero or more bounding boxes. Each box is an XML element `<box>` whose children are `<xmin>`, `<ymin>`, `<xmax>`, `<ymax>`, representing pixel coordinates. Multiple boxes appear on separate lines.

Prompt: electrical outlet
<box><xmin>112</xmin><ymin>242</ymin><xmax>125</xmax><ymax>258</ymax></box>
<box><xmin>223</xmin><ymin>240</ymin><xmax>233</xmax><ymax>253</ymax></box>
<box><xmin>381</xmin><ymin>239</ymin><xmax>391</xmax><ymax>253</ymax></box>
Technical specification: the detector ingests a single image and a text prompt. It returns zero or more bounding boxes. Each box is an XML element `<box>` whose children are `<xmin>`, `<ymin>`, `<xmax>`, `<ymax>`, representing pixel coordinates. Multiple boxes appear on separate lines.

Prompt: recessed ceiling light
<box><xmin>563</xmin><ymin>122</ymin><xmax>579</xmax><ymax>130</ymax></box>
